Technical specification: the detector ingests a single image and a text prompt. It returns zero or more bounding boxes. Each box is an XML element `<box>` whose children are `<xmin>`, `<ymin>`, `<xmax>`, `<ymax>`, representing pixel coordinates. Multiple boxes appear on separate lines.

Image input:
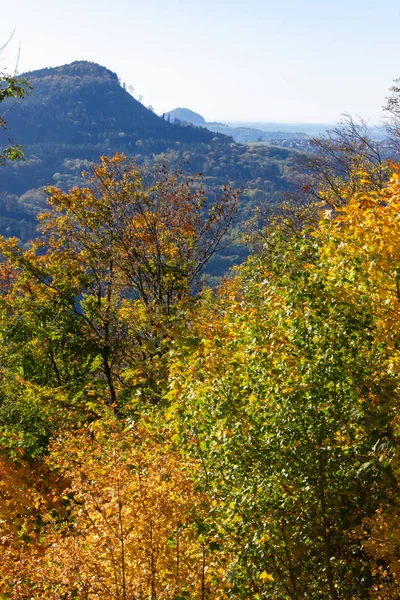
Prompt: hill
<box><xmin>0</xmin><ymin>61</ymin><xmax>228</xmax><ymax>239</ymax></box>
<box><xmin>1</xmin><ymin>62</ymin><xmax>219</xmax><ymax>149</ymax></box>
<box><xmin>165</xmin><ymin>107</ymin><xmax>310</xmax><ymax>144</ymax></box>
<box><xmin>166</xmin><ymin>107</ymin><xmax>206</xmax><ymax>126</ymax></box>
<box><xmin>0</xmin><ymin>61</ymin><xmax>301</xmax><ymax>274</ymax></box>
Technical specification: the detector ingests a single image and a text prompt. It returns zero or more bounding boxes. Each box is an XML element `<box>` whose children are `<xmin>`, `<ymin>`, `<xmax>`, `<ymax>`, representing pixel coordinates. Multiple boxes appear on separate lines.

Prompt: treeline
<box><xmin>0</xmin><ymin>140</ymin><xmax>400</xmax><ymax>598</ymax></box>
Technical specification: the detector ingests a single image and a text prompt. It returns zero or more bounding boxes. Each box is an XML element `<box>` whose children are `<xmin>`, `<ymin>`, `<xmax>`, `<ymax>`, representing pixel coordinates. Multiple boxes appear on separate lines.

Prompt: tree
<box><xmin>168</xmin><ymin>164</ymin><xmax>400</xmax><ymax>598</ymax></box>
<box><xmin>0</xmin><ymin>154</ymin><xmax>238</xmax><ymax>408</ymax></box>
<box><xmin>0</xmin><ymin>444</ymin><xmax>67</xmax><ymax>597</ymax></box>
<box><xmin>320</xmin><ymin>165</ymin><xmax>400</xmax><ymax>599</ymax></box>
<box><xmin>0</xmin><ymin>36</ymin><xmax>31</xmax><ymax>165</ymax></box>
<box><xmin>295</xmin><ymin>115</ymin><xmax>388</xmax><ymax>208</ymax></box>
<box><xmin>384</xmin><ymin>79</ymin><xmax>400</xmax><ymax>152</ymax></box>
<box><xmin>1</xmin><ymin>420</ymin><xmax>230</xmax><ymax>599</ymax></box>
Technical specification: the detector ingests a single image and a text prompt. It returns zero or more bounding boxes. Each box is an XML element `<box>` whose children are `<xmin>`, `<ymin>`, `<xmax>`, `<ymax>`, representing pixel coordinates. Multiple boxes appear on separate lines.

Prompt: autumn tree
<box><xmin>168</xmin><ymin>165</ymin><xmax>400</xmax><ymax>598</ymax></box>
<box><xmin>0</xmin><ymin>153</ymin><xmax>238</xmax><ymax>409</ymax></box>
<box><xmin>0</xmin><ymin>444</ymin><xmax>68</xmax><ymax>598</ymax></box>
<box><xmin>318</xmin><ymin>166</ymin><xmax>400</xmax><ymax>599</ymax></box>
<box><xmin>1</xmin><ymin>420</ymin><xmax>230</xmax><ymax>599</ymax></box>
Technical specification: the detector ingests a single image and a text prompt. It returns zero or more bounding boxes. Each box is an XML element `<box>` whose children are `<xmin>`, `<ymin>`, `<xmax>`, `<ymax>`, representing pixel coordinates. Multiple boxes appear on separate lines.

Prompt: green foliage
<box><xmin>0</xmin><ymin>372</ymin><xmax>55</xmax><ymax>458</ymax></box>
<box><xmin>167</xmin><ymin>172</ymin><xmax>400</xmax><ymax>598</ymax></box>
<box><xmin>1</xmin><ymin>140</ymin><xmax>400</xmax><ymax>597</ymax></box>
<box><xmin>0</xmin><ymin>70</ymin><xmax>31</xmax><ymax>166</ymax></box>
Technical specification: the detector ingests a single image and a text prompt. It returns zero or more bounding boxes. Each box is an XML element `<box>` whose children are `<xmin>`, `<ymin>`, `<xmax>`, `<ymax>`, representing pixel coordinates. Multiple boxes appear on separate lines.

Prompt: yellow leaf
<box><xmin>260</xmin><ymin>570</ymin><xmax>274</xmax><ymax>582</ymax></box>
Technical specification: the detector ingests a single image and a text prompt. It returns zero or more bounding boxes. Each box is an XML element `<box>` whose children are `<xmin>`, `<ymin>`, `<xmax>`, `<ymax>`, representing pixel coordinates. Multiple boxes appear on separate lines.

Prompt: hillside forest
<box><xmin>0</xmin><ymin>60</ymin><xmax>298</xmax><ymax>275</ymax></box>
<box><xmin>1</xmin><ymin>65</ymin><xmax>400</xmax><ymax>599</ymax></box>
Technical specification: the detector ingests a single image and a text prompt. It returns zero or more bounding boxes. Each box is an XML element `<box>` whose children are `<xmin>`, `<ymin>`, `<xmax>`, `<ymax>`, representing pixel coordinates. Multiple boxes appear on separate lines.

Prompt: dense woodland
<box><xmin>1</xmin><ymin>63</ymin><xmax>400</xmax><ymax>599</ymax></box>
<box><xmin>0</xmin><ymin>61</ymin><xmax>298</xmax><ymax>272</ymax></box>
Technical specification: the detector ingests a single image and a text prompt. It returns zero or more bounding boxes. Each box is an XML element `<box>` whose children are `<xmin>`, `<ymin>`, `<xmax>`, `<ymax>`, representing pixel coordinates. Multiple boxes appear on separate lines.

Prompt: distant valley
<box><xmin>226</xmin><ymin>121</ymin><xmax>333</xmax><ymax>136</ymax></box>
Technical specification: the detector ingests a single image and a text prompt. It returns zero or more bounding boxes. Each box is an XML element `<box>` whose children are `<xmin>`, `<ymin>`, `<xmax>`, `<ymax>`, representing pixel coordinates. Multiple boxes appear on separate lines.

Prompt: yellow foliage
<box><xmin>1</xmin><ymin>422</ymin><xmax>228</xmax><ymax>599</ymax></box>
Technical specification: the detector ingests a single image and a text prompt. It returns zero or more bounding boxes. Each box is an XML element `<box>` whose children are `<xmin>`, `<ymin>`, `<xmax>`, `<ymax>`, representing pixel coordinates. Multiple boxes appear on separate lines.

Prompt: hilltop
<box><xmin>2</xmin><ymin>61</ymin><xmax>221</xmax><ymax>149</ymax></box>
<box><xmin>166</xmin><ymin>107</ymin><xmax>206</xmax><ymax>126</ymax></box>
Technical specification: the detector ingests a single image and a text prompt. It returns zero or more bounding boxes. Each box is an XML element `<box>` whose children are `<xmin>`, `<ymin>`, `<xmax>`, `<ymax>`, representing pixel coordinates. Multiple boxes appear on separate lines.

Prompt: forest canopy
<box><xmin>2</xmin><ymin>60</ymin><xmax>400</xmax><ymax>598</ymax></box>
<box><xmin>0</xmin><ymin>141</ymin><xmax>400</xmax><ymax>598</ymax></box>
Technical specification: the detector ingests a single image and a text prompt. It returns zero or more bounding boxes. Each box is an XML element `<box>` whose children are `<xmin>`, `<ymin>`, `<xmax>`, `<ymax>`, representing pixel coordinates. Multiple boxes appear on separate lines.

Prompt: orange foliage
<box><xmin>0</xmin><ymin>450</ymin><xmax>65</xmax><ymax>598</ymax></box>
<box><xmin>1</xmin><ymin>422</ymin><xmax>227</xmax><ymax>599</ymax></box>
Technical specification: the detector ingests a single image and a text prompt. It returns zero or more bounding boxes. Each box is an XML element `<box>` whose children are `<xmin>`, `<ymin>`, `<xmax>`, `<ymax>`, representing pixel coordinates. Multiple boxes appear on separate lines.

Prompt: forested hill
<box><xmin>2</xmin><ymin>61</ymin><xmax>221</xmax><ymax>147</ymax></box>
<box><xmin>0</xmin><ymin>60</ymin><xmax>299</xmax><ymax>262</ymax></box>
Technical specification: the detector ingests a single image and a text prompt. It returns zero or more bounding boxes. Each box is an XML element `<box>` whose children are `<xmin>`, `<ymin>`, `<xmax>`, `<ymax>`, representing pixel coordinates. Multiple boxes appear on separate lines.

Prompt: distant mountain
<box><xmin>164</xmin><ymin>107</ymin><xmax>310</xmax><ymax>143</ymax></box>
<box><xmin>204</xmin><ymin>122</ymin><xmax>309</xmax><ymax>143</ymax></box>
<box><xmin>165</xmin><ymin>107</ymin><xmax>206</xmax><ymax>126</ymax></box>
<box><xmin>227</xmin><ymin>121</ymin><xmax>332</xmax><ymax>137</ymax></box>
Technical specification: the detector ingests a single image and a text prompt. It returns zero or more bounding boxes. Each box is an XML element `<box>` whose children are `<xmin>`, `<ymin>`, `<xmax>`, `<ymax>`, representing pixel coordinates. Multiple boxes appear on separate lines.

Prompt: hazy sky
<box><xmin>2</xmin><ymin>0</ymin><xmax>400</xmax><ymax>123</ymax></box>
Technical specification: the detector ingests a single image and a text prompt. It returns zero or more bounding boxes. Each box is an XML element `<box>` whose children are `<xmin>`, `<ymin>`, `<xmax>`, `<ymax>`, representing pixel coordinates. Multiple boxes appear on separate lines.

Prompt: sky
<box><xmin>2</xmin><ymin>0</ymin><xmax>400</xmax><ymax>124</ymax></box>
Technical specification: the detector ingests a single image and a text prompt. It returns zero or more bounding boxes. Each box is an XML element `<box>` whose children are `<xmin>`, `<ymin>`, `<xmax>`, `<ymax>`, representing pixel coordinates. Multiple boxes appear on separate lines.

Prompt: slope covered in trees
<box><xmin>0</xmin><ymin>60</ymin><xmax>299</xmax><ymax>258</ymax></box>
<box><xmin>1</xmin><ymin>61</ymin><xmax>218</xmax><ymax>147</ymax></box>
<box><xmin>0</xmin><ymin>59</ymin><xmax>226</xmax><ymax>213</ymax></box>
<box><xmin>1</xmin><ymin>138</ymin><xmax>400</xmax><ymax>597</ymax></box>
